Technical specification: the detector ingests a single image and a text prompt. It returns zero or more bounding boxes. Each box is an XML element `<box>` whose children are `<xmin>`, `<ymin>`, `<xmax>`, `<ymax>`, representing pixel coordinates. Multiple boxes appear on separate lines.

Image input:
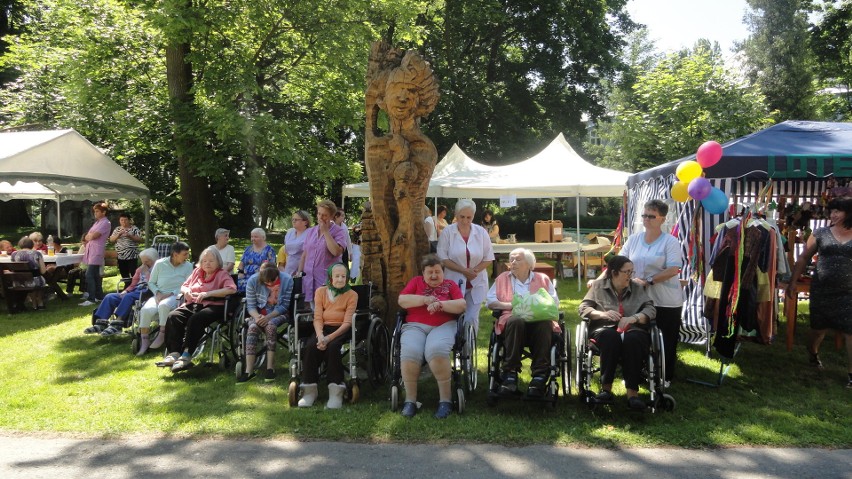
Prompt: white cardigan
<box><xmin>437</xmin><ymin>223</ymin><xmax>495</xmax><ymax>305</ymax></box>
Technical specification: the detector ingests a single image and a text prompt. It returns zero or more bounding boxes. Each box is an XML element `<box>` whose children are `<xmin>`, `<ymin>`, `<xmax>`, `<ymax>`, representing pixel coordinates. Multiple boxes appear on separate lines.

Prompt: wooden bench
<box><xmin>0</xmin><ymin>262</ymin><xmax>43</xmax><ymax>314</ymax></box>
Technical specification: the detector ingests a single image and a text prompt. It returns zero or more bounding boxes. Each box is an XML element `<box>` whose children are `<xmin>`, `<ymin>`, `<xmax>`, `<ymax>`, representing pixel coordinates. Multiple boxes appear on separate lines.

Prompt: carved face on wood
<box><xmin>385</xmin><ymin>81</ymin><xmax>419</xmax><ymax>121</ymax></box>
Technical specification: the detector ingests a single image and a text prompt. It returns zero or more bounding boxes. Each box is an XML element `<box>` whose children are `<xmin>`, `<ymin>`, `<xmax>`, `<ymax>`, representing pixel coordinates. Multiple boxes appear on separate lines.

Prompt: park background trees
<box><xmin>1</xmin><ymin>0</ymin><xmax>851</xmax><ymax>248</ymax></box>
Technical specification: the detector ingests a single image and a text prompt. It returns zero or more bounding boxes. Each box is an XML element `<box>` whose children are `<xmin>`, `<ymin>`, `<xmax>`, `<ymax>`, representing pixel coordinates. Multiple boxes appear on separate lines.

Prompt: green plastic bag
<box><xmin>511</xmin><ymin>288</ymin><xmax>558</xmax><ymax>322</ymax></box>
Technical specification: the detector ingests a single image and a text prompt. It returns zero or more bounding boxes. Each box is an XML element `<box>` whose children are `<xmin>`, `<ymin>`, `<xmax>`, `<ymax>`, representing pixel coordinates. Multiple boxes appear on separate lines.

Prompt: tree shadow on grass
<box><xmin>0</xmin><ymin>301</ymin><xmax>84</xmax><ymax>338</ymax></box>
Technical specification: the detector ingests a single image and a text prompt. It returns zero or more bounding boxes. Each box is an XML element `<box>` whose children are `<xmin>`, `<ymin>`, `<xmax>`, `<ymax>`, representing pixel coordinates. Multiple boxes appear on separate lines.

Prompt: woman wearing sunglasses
<box><xmin>579</xmin><ymin>255</ymin><xmax>656</xmax><ymax>410</ymax></box>
<box><xmin>618</xmin><ymin>199</ymin><xmax>683</xmax><ymax>388</ymax></box>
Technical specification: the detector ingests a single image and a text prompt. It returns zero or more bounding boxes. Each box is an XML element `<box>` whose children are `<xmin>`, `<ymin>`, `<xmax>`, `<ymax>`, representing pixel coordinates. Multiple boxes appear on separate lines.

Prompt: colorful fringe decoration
<box><xmin>688</xmin><ymin>204</ymin><xmax>704</xmax><ymax>285</ymax></box>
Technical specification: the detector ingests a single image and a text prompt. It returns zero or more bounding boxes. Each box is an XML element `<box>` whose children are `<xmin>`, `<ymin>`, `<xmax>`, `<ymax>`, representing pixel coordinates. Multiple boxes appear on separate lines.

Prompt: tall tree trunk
<box><xmin>166</xmin><ymin>41</ymin><xmax>217</xmax><ymax>260</ymax></box>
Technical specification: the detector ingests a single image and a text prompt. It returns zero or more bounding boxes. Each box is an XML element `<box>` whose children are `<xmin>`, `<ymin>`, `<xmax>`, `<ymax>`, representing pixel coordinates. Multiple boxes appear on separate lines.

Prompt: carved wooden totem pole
<box><xmin>363</xmin><ymin>42</ymin><xmax>439</xmax><ymax>321</ymax></box>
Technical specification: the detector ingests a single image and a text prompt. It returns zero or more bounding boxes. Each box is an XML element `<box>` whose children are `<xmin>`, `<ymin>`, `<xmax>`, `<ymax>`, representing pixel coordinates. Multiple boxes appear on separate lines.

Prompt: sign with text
<box><xmin>500</xmin><ymin>194</ymin><xmax>517</xmax><ymax>208</ymax></box>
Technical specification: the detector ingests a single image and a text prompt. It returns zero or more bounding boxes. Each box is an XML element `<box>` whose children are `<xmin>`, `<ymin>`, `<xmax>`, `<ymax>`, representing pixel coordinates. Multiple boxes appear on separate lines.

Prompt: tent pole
<box><xmin>144</xmin><ymin>198</ymin><xmax>151</xmax><ymax>247</ymax></box>
<box><xmin>55</xmin><ymin>197</ymin><xmax>62</xmax><ymax>239</ymax></box>
<box><xmin>576</xmin><ymin>194</ymin><xmax>581</xmax><ymax>292</ymax></box>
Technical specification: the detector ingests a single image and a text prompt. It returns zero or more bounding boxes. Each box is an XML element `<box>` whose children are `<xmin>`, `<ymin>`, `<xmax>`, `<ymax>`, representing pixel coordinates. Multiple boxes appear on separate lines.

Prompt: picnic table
<box><xmin>0</xmin><ymin>253</ymin><xmax>84</xmax><ymax>300</ymax></box>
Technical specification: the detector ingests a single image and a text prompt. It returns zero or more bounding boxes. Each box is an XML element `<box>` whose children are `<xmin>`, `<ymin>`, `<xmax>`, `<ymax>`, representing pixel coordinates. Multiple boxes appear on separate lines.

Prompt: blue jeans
<box><xmin>94</xmin><ymin>289</ymin><xmax>142</xmax><ymax>324</ymax></box>
<box><xmin>85</xmin><ymin>265</ymin><xmax>104</xmax><ymax>301</ymax></box>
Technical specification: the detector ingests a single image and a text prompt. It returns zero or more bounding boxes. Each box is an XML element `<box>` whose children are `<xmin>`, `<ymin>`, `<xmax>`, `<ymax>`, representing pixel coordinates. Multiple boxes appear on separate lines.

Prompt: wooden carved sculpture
<box><xmin>363</xmin><ymin>41</ymin><xmax>440</xmax><ymax>321</ymax></box>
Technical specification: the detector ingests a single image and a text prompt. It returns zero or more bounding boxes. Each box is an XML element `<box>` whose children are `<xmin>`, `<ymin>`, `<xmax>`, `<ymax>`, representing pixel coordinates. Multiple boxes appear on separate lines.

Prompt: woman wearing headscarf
<box><xmin>297</xmin><ymin>263</ymin><xmax>357</xmax><ymax>409</ymax></box>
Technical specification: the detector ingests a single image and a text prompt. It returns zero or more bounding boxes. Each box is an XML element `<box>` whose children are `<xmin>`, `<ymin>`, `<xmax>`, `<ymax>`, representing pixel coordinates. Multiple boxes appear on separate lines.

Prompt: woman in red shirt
<box><xmin>158</xmin><ymin>246</ymin><xmax>237</xmax><ymax>372</ymax></box>
<box><xmin>397</xmin><ymin>254</ymin><xmax>466</xmax><ymax>419</ymax></box>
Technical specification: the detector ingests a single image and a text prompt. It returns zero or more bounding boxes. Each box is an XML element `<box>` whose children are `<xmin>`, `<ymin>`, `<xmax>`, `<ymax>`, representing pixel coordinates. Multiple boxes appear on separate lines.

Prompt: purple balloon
<box><xmin>687</xmin><ymin>177</ymin><xmax>712</xmax><ymax>201</ymax></box>
<box><xmin>702</xmin><ymin>187</ymin><xmax>728</xmax><ymax>215</ymax></box>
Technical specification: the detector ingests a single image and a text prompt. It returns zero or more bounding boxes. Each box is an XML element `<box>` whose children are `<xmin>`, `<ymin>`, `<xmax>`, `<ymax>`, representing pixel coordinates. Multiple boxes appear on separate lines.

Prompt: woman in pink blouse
<box><xmin>81</xmin><ymin>202</ymin><xmax>112</xmax><ymax>305</ymax></box>
<box><xmin>157</xmin><ymin>246</ymin><xmax>237</xmax><ymax>372</ymax></box>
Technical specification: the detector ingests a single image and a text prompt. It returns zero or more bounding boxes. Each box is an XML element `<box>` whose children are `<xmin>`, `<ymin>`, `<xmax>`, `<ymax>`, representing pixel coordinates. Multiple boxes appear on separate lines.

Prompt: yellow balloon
<box><xmin>671</xmin><ymin>181</ymin><xmax>691</xmax><ymax>202</ymax></box>
<box><xmin>676</xmin><ymin>160</ymin><xmax>703</xmax><ymax>183</ymax></box>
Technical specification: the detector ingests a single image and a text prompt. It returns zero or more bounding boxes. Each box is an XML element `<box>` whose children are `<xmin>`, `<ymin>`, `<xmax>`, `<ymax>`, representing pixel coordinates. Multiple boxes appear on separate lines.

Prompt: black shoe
<box><xmin>499</xmin><ymin>371</ymin><xmax>518</xmax><ymax>394</ymax></box>
<box><xmin>401</xmin><ymin>401</ymin><xmax>418</xmax><ymax>418</ymax></box>
<box><xmin>527</xmin><ymin>376</ymin><xmax>547</xmax><ymax>397</ymax></box>
<box><xmin>236</xmin><ymin>372</ymin><xmax>256</xmax><ymax>384</ymax></box>
<box><xmin>628</xmin><ymin>396</ymin><xmax>646</xmax><ymax>412</ymax></box>
<box><xmin>264</xmin><ymin>369</ymin><xmax>277</xmax><ymax>383</ymax></box>
<box><xmin>592</xmin><ymin>390</ymin><xmax>614</xmax><ymax>404</ymax></box>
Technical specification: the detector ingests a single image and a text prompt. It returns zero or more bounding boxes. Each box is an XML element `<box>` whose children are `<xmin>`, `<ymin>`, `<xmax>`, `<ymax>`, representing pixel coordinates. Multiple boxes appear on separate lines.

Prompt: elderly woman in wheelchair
<box><xmin>486</xmin><ymin>248</ymin><xmax>560</xmax><ymax>398</ymax></box>
<box><xmin>297</xmin><ymin>263</ymin><xmax>357</xmax><ymax>409</ymax></box>
<box><xmin>84</xmin><ymin>247</ymin><xmax>158</xmax><ymax>337</ymax></box>
<box><xmin>578</xmin><ymin>255</ymin><xmax>656</xmax><ymax>411</ymax></box>
<box><xmin>157</xmin><ymin>246</ymin><xmax>237</xmax><ymax>372</ymax></box>
<box><xmin>238</xmin><ymin>262</ymin><xmax>293</xmax><ymax>383</ymax></box>
<box><xmin>396</xmin><ymin>254</ymin><xmax>466</xmax><ymax>419</ymax></box>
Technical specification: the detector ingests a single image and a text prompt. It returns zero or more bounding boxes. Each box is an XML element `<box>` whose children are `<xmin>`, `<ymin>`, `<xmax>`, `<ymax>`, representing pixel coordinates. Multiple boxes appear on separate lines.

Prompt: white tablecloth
<box><xmin>0</xmin><ymin>253</ymin><xmax>83</xmax><ymax>267</ymax></box>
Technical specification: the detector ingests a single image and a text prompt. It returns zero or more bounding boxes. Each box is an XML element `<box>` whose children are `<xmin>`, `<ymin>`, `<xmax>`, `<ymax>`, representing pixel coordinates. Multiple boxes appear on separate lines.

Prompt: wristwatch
<box><xmin>645</xmin><ymin>276</ymin><xmax>655</xmax><ymax>285</ymax></box>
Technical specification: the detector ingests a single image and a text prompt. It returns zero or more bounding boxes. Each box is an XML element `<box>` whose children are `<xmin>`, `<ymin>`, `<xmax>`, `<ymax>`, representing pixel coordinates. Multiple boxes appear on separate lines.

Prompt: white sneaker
<box><xmin>81</xmin><ymin>292</ymin><xmax>89</xmax><ymax>300</ymax></box>
<box><xmin>79</xmin><ymin>300</ymin><xmax>95</xmax><ymax>307</ymax></box>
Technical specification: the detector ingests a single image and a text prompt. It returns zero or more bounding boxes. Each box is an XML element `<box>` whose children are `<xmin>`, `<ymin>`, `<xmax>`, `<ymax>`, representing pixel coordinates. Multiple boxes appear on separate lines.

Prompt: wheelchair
<box><xmin>485</xmin><ymin>311</ymin><xmax>571</xmax><ymax>409</ymax></box>
<box><xmin>157</xmin><ymin>293</ymin><xmax>243</xmax><ymax>371</ymax></box>
<box><xmin>287</xmin><ymin>282</ymin><xmax>390</xmax><ymax>406</ymax></box>
<box><xmin>85</xmin><ymin>287</ymin><xmax>148</xmax><ymax>339</ymax></box>
<box><xmin>232</xmin><ymin>276</ymin><xmax>303</xmax><ymax>380</ymax></box>
<box><xmin>574</xmin><ymin>317</ymin><xmax>676</xmax><ymax>413</ymax></box>
<box><xmin>388</xmin><ymin>310</ymin><xmax>475</xmax><ymax>414</ymax></box>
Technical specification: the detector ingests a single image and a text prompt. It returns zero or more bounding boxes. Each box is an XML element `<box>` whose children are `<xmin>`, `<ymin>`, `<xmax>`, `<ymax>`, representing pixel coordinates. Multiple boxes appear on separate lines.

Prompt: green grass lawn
<box><xmin>1</xmin><ymin>267</ymin><xmax>850</xmax><ymax>447</ymax></box>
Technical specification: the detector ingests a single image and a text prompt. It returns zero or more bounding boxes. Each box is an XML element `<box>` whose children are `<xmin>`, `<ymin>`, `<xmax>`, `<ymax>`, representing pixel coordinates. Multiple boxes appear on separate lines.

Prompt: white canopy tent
<box><xmin>433</xmin><ymin>134</ymin><xmax>629</xmax><ymax>198</ymax></box>
<box><xmin>0</xmin><ymin>129</ymin><xmax>151</xmax><ymax>241</ymax></box>
<box><xmin>343</xmin><ymin>133</ymin><xmax>630</xmax><ymax>289</ymax></box>
<box><xmin>341</xmin><ymin>143</ymin><xmax>485</xmax><ymax>199</ymax></box>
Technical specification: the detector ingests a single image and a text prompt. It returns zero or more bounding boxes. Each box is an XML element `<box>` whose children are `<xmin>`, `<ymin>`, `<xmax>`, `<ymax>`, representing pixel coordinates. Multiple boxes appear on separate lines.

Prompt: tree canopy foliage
<box><xmin>810</xmin><ymin>0</ymin><xmax>852</xmax><ymax>119</ymax></box>
<box><xmin>586</xmin><ymin>42</ymin><xmax>774</xmax><ymax>172</ymax></box>
<box><xmin>420</xmin><ymin>0</ymin><xmax>635</xmax><ymax>162</ymax></box>
<box><xmin>739</xmin><ymin>0</ymin><xmax>815</xmax><ymax>120</ymax></box>
<box><xmin>1</xmin><ymin>0</ymin><xmax>638</xmax><ymax>248</ymax></box>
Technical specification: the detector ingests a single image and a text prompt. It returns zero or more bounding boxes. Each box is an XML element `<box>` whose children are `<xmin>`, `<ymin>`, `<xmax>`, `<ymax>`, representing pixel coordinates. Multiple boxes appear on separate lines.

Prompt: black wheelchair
<box><xmin>162</xmin><ymin>293</ymin><xmax>244</xmax><ymax>371</ymax></box>
<box><xmin>574</xmin><ymin>317</ymin><xmax>676</xmax><ymax>413</ymax></box>
<box><xmin>286</xmin><ymin>282</ymin><xmax>390</xmax><ymax>406</ymax></box>
<box><xmin>485</xmin><ymin>311</ymin><xmax>571</xmax><ymax>409</ymax></box>
<box><xmin>233</xmin><ymin>276</ymin><xmax>306</xmax><ymax>380</ymax></box>
<box><xmin>388</xmin><ymin>310</ymin><xmax>475</xmax><ymax>414</ymax></box>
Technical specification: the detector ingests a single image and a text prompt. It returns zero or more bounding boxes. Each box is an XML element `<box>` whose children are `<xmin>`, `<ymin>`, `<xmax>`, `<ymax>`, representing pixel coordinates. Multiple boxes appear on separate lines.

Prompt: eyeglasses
<box><xmin>292</xmin><ymin>218</ymin><xmax>304</xmax><ymax>222</ymax></box>
<box><xmin>641</xmin><ymin>214</ymin><xmax>657</xmax><ymax>219</ymax></box>
<box><xmin>619</xmin><ymin>269</ymin><xmax>635</xmax><ymax>277</ymax></box>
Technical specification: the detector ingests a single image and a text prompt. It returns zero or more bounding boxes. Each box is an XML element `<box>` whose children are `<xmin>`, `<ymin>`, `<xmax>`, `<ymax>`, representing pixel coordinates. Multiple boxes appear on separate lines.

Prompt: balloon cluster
<box><xmin>670</xmin><ymin>140</ymin><xmax>729</xmax><ymax>214</ymax></box>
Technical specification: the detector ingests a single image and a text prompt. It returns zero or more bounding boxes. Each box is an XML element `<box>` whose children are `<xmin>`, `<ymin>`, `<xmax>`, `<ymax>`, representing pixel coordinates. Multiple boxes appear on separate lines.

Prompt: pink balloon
<box><xmin>696</xmin><ymin>141</ymin><xmax>723</xmax><ymax>168</ymax></box>
<box><xmin>687</xmin><ymin>177</ymin><xmax>712</xmax><ymax>200</ymax></box>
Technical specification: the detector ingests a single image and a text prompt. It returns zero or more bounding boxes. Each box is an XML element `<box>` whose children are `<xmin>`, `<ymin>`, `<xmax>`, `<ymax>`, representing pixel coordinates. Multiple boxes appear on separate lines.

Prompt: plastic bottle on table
<box><xmin>47</xmin><ymin>235</ymin><xmax>55</xmax><ymax>256</ymax></box>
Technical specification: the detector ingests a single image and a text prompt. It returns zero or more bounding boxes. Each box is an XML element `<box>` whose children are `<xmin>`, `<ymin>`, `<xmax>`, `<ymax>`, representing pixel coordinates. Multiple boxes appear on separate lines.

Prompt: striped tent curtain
<box><xmin>627</xmin><ymin>176</ymin><xmax>830</xmax><ymax>345</ymax></box>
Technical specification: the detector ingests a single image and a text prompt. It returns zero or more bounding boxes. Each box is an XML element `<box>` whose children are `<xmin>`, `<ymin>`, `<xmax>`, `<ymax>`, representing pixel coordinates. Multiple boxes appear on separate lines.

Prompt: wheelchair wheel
<box><xmin>560</xmin><ymin>325</ymin><xmax>571</xmax><ymax>397</ymax></box>
<box><xmin>661</xmin><ymin>393</ymin><xmax>676</xmax><ymax>412</ymax></box>
<box><xmin>390</xmin><ymin>384</ymin><xmax>400</xmax><ymax>412</ymax></box>
<box><xmin>234</xmin><ymin>359</ymin><xmax>246</xmax><ymax>381</ymax></box>
<box><xmin>455</xmin><ymin>387</ymin><xmax>465</xmax><ymax>414</ymax></box>
<box><xmin>465</xmin><ymin>323</ymin><xmax>478</xmax><ymax>392</ymax></box>
<box><xmin>367</xmin><ymin>318</ymin><xmax>390</xmax><ymax>387</ymax></box>
<box><xmin>574</xmin><ymin>322</ymin><xmax>589</xmax><ymax>404</ymax></box>
<box><xmin>651</xmin><ymin>326</ymin><xmax>666</xmax><ymax>390</ymax></box>
<box><xmin>130</xmin><ymin>333</ymin><xmax>141</xmax><ymax>355</ymax></box>
<box><xmin>288</xmin><ymin>380</ymin><xmax>298</xmax><ymax>407</ymax></box>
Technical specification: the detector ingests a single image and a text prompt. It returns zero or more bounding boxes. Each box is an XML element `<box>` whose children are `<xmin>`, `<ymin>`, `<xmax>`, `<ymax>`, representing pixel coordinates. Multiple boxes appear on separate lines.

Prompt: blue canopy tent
<box><xmin>627</xmin><ymin>120</ymin><xmax>852</xmax><ymax>347</ymax></box>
